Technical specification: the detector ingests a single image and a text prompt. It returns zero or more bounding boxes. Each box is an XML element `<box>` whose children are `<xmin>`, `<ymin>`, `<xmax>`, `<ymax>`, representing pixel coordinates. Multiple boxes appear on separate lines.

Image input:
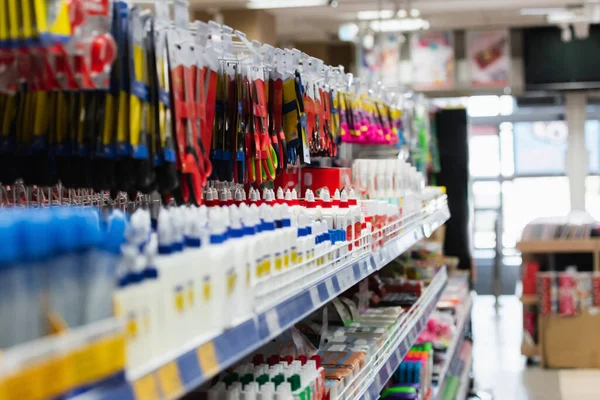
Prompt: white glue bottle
<box><xmin>228</xmin><ymin>206</ymin><xmax>251</xmax><ymax>324</ymax></box>
<box><xmin>155</xmin><ymin>208</ymin><xmax>178</xmax><ymax>354</ymax></box>
<box><xmin>348</xmin><ymin>189</ymin><xmax>364</xmax><ymax>253</ymax></box>
<box><xmin>206</xmin><ymin>207</ymin><xmax>230</xmax><ymax>333</ymax></box>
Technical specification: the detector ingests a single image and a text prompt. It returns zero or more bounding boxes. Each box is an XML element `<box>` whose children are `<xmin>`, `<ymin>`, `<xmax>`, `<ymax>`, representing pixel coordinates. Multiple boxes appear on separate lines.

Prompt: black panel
<box><xmin>524</xmin><ymin>26</ymin><xmax>600</xmax><ymax>90</ymax></box>
<box><xmin>434</xmin><ymin>109</ymin><xmax>472</xmax><ymax>271</ymax></box>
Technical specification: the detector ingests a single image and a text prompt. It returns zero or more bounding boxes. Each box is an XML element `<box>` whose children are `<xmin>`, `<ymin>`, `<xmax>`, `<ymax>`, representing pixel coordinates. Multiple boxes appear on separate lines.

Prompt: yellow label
<box><xmin>274</xmin><ymin>254</ymin><xmax>283</xmax><ymax>271</ymax></box>
<box><xmin>175</xmin><ymin>290</ymin><xmax>185</xmax><ymax>313</ymax></box>
<box><xmin>102</xmin><ymin>94</ymin><xmax>115</xmax><ymax>146</ymax></box>
<box><xmin>157</xmin><ymin>361</ymin><xmax>183</xmax><ymax>399</ymax></box>
<box><xmin>197</xmin><ymin>342</ymin><xmax>219</xmax><ymax>377</ymax></box>
<box><xmin>256</xmin><ymin>260</ymin><xmax>272</xmax><ymax>278</ymax></box>
<box><xmin>129</xmin><ymin>95</ymin><xmax>142</xmax><ymax>147</ymax></box>
<box><xmin>133</xmin><ymin>374</ymin><xmax>161</xmax><ymax>400</ymax></box>
<box><xmin>21</xmin><ymin>0</ymin><xmax>33</xmax><ymax>40</ymax></box>
<box><xmin>32</xmin><ymin>0</ymin><xmax>48</xmax><ymax>35</ymax></box>
<box><xmin>227</xmin><ymin>272</ymin><xmax>237</xmax><ymax>296</ymax></box>
<box><xmin>143</xmin><ymin>310</ymin><xmax>150</xmax><ymax>333</ymax></box>
<box><xmin>297</xmin><ymin>252</ymin><xmax>304</xmax><ymax>264</ymax></box>
<box><xmin>283</xmin><ymin>252</ymin><xmax>290</xmax><ymax>268</ymax></box>
<box><xmin>96</xmin><ymin>334</ymin><xmax>126</xmax><ymax>377</ymax></box>
<box><xmin>70</xmin><ymin>342</ymin><xmax>101</xmax><ymax>389</ymax></box>
<box><xmin>117</xmin><ymin>91</ymin><xmax>130</xmax><ymax>144</ymax></box>
<box><xmin>127</xmin><ymin>312</ymin><xmax>138</xmax><ymax>338</ymax></box>
<box><xmin>203</xmin><ymin>281</ymin><xmax>211</xmax><ymax>302</ymax></box>
<box><xmin>7</xmin><ymin>0</ymin><xmax>18</xmax><ymax>41</ymax></box>
<box><xmin>246</xmin><ymin>267</ymin><xmax>251</xmax><ymax>287</ymax></box>
<box><xmin>291</xmin><ymin>250</ymin><xmax>298</xmax><ymax>265</ymax></box>
<box><xmin>187</xmin><ymin>284</ymin><xmax>195</xmax><ymax>307</ymax></box>
<box><xmin>0</xmin><ymin>364</ymin><xmax>44</xmax><ymax>400</ymax></box>
<box><xmin>37</xmin><ymin>352</ymin><xmax>72</xmax><ymax>400</ymax></box>
<box><xmin>48</xmin><ymin>0</ymin><xmax>72</xmax><ymax>37</ymax></box>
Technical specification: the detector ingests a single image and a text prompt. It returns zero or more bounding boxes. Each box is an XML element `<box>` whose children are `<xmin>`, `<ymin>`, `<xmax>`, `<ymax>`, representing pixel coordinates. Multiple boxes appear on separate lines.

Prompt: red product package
<box><xmin>522</xmin><ymin>262</ymin><xmax>539</xmax><ymax>296</ymax></box>
<box><xmin>558</xmin><ymin>270</ymin><xmax>579</xmax><ymax>316</ymax></box>
<box><xmin>593</xmin><ymin>272</ymin><xmax>600</xmax><ymax>306</ymax></box>
<box><xmin>523</xmin><ymin>309</ymin><xmax>536</xmax><ymax>338</ymax></box>
<box><xmin>538</xmin><ymin>272</ymin><xmax>555</xmax><ymax>315</ymax></box>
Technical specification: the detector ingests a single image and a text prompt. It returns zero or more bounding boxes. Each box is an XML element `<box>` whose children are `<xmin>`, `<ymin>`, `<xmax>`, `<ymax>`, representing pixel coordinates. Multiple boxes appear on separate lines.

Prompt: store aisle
<box><xmin>471</xmin><ymin>295</ymin><xmax>600</xmax><ymax>400</ymax></box>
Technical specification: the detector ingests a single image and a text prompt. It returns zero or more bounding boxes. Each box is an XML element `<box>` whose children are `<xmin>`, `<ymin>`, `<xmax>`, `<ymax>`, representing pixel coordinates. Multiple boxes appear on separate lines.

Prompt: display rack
<box><xmin>73</xmin><ymin>197</ymin><xmax>450</xmax><ymax>400</ymax></box>
<box><xmin>434</xmin><ymin>292</ymin><xmax>474</xmax><ymax>400</ymax></box>
<box><xmin>518</xmin><ymin>237</ymin><xmax>600</xmax><ymax>364</ymax></box>
<box><xmin>336</xmin><ymin>267</ymin><xmax>448</xmax><ymax>400</ymax></box>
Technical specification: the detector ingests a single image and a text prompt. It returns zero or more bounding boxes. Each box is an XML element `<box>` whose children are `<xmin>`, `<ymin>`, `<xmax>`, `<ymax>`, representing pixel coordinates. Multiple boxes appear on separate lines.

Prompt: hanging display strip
<box><xmin>338</xmin><ymin>266</ymin><xmax>448</xmax><ymax>400</ymax></box>
<box><xmin>434</xmin><ymin>293</ymin><xmax>474</xmax><ymax>400</ymax></box>
<box><xmin>71</xmin><ymin>199</ymin><xmax>449</xmax><ymax>400</ymax></box>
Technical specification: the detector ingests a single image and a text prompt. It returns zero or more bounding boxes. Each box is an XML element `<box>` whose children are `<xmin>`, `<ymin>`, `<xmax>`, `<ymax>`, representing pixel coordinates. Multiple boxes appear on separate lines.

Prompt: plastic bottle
<box><xmin>259</xmin><ymin>203</ymin><xmax>277</xmax><ymax>286</ymax></box>
<box><xmin>348</xmin><ymin>189</ymin><xmax>363</xmax><ymax>253</ymax></box>
<box><xmin>206</xmin><ymin>207</ymin><xmax>230</xmax><ymax>332</ymax></box>
<box><xmin>0</xmin><ymin>212</ymin><xmax>24</xmax><ymax>348</ymax></box>
<box><xmin>85</xmin><ymin>210</ymin><xmax>125</xmax><ymax>325</ymax></box>
<box><xmin>228</xmin><ymin>205</ymin><xmax>251</xmax><ymax>324</ymax></box>
<box><xmin>48</xmin><ymin>209</ymin><xmax>81</xmax><ymax>331</ymax></box>
<box><xmin>279</xmin><ymin>203</ymin><xmax>295</xmax><ymax>271</ymax></box>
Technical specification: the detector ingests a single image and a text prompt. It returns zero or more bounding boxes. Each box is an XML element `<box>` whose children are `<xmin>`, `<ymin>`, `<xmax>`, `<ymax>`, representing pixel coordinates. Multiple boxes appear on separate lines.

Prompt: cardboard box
<box><xmin>541</xmin><ymin>309</ymin><xmax>600</xmax><ymax>368</ymax></box>
<box><xmin>301</xmin><ymin>167</ymin><xmax>352</xmax><ymax>196</ymax></box>
<box><xmin>274</xmin><ymin>168</ymin><xmax>300</xmax><ymax>192</ymax></box>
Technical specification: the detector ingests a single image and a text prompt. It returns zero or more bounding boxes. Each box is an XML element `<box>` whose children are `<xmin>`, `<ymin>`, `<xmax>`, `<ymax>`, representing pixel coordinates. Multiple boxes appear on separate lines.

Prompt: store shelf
<box><xmin>76</xmin><ymin>198</ymin><xmax>449</xmax><ymax>400</ymax></box>
<box><xmin>455</xmin><ymin>352</ymin><xmax>473</xmax><ymax>400</ymax></box>
<box><xmin>517</xmin><ymin>239</ymin><xmax>598</xmax><ymax>253</ymax></box>
<box><xmin>336</xmin><ymin>266</ymin><xmax>449</xmax><ymax>400</ymax></box>
<box><xmin>434</xmin><ymin>292</ymin><xmax>474</xmax><ymax>400</ymax></box>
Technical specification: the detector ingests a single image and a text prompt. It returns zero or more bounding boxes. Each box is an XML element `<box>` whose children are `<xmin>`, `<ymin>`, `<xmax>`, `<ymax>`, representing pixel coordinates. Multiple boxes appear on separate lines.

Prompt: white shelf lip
<box><xmin>455</xmin><ymin>351</ymin><xmax>473</xmax><ymax>400</ymax></box>
<box><xmin>434</xmin><ymin>292</ymin><xmax>474</xmax><ymax>400</ymax></box>
<box><xmin>74</xmin><ymin>197</ymin><xmax>450</xmax><ymax>400</ymax></box>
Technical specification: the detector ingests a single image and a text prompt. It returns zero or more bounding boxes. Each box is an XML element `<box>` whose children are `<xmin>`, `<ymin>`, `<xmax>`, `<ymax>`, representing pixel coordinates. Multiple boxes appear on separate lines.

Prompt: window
<box><xmin>586</xmin><ymin>176</ymin><xmax>600</xmax><ymax>220</ymax></box>
<box><xmin>513</xmin><ymin>121</ymin><xmax>567</xmax><ymax>176</ymax></box>
<box><xmin>473</xmin><ymin>181</ymin><xmax>501</xmax><ymax>209</ymax></box>
<box><xmin>502</xmin><ymin>177</ymin><xmax>570</xmax><ymax>247</ymax></box>
<box><xmin>469</xmin><ymin>127</ymin><xmax>500</xmax><ymax>177</ymax></box>
<box><xmin>474</xmin><ymin>210</ymin><xmax>498</xmax><ymax>249</ymax></box>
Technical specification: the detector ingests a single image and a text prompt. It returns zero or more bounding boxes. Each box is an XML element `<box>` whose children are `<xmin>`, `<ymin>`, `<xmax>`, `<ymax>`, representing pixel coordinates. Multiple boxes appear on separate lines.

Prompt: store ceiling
<box><xmin>189</xmin><ymin>0</ymin><xmax>570</xmax><ymax>40</ymax></box>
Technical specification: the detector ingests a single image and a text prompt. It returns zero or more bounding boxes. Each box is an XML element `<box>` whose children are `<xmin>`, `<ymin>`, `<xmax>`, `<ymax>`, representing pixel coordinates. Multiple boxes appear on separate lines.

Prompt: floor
<box><xmin>471</xmin><ymin>295</ymin><xmax>600</xmax><ymax>400</ymax></box>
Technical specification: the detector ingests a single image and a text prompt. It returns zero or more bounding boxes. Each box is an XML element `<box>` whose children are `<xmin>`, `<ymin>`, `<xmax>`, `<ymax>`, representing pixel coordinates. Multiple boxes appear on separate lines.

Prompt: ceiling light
<box><xmin>410</xmin><ymin>8</ymin><xmax>420</xmax><ymax>17</ymax></box>
<box><xmin>338</xmin><ymin>23</ymin><xmax>359</xmax><ymax>41</ymax></box>
<box><xmin>357</xmin><ymin>10</ymin><xmax>395</xmax><ymax>20</ymax></box>
<box><xmin>248</xmin><ymin>0</ymin><xmax>328</xmax><ymax>9</ymax></box>
<box><xmin>520</xmin><ymin>7</ymin><xmax>566</xmax><ymax>16</ymax></box>
<box><xmin>547</xmin><ymin>11</ymin><xmax>577</xmax><ymax>24</ymax></box>
<box><xmin>370</xmin><ymin>18</ymin><xmax>429</xmax><ymax>32</ymax></box>
<box><xmin>397</xmin><ymin>9</ymin><xmax>407</xmax><ymax>18</ymax></box>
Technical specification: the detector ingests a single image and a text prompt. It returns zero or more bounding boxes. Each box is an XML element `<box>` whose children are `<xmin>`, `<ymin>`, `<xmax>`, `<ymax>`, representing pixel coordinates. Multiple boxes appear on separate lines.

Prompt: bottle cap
<box><xmin>104</xmin><ymin>210</ymin><xmax>127</xmax><ymax>254</ymax></box>
<box><xmin>339</xmin><ymin>189</ymin><xmax>350</xmax><ymax>209</ymax></box>
<box><xmin>252</xmin><ymin>354</ymin><xmax>265</xmax><ymax>366</ymax></box>
<box><xmin>286</xmin><ymin>374</ymin><xmax>301</xmax><ymax>392</ymax></box>
<box><xmin>304</xmin><ymin>189</ymin><xmax>318</xmax><ymax>208</ymax></box>
<box><xmin>309</xmin><ymin>355</ymin><xmax>322</xmax><ymax>369</ymax></box>
<box><xmin>348</xmin><ymin>188</ymin><xmax>358</xmax><ymax>206</ymax></box>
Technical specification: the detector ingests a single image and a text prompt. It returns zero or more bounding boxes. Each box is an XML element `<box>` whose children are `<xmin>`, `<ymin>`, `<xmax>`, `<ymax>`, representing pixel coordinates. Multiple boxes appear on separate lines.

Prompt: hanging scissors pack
<box><xmin>0</xmin><ymin>0</ymin><xmax>116</xmax><ymax>189</ymax></box>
